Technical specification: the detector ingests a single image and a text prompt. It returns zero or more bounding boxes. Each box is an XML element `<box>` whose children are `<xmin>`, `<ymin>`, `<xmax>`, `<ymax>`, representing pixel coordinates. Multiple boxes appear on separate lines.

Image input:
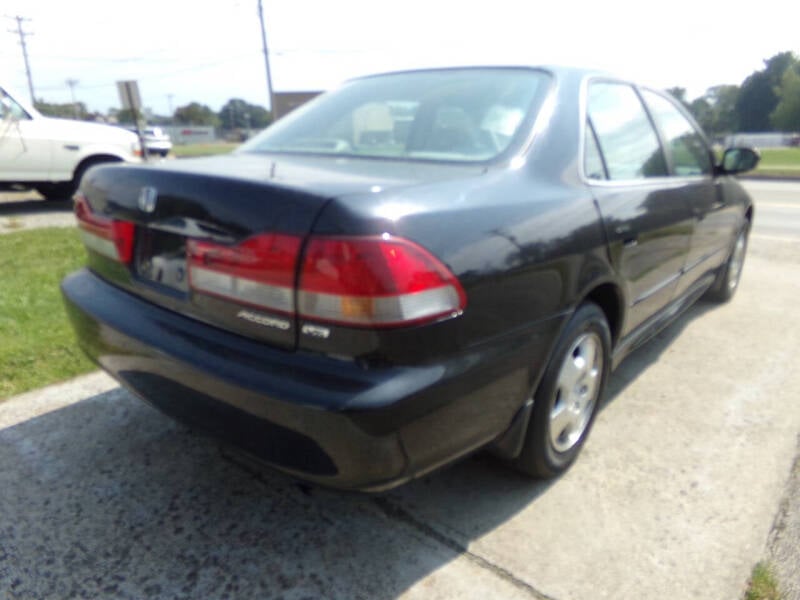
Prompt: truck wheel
<box><xmin>36</xmin><ymin>157</ymin><xmax>121</xmax><ymax>201</ymax></box>
<box><xmin>35</xmin><ymin>182</ymin><xmax>75</xmax><ymax>201</ymax></box>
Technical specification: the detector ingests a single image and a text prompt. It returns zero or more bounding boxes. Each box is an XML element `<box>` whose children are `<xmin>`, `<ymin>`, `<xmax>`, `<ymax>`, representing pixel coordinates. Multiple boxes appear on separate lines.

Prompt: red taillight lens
<box><xmin>298</xmin><ymin>235</ymin><xmax>466</xmax><ymax>327</ymax></box>
<box><xmin>74</xmin><ymin>193</ymin><xmax>135</xmax><ymax>264</ymax></box>
<box><xmin>187</xmin><ymin>233</ymin><xmax>301</xmax><ymax>314</ymax></box>
<box><xmin>186</xmin><ymin>231</ymin><xmax>466</xmax><ymax>329</ymax></box>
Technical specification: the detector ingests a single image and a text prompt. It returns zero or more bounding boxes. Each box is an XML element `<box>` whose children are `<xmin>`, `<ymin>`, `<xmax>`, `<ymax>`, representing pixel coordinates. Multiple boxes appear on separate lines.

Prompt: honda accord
<box><xmin>61</xmin><ymin>66</ymin><xmax>757</xmax><ymax>490</ymax></box>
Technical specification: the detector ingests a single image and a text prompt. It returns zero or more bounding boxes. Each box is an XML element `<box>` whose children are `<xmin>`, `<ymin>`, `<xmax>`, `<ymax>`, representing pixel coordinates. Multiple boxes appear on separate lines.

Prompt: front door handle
<box><xmin>614</xmin><ymin>224</ymin><xmax>638</xmax><ymax>248</ymax></box>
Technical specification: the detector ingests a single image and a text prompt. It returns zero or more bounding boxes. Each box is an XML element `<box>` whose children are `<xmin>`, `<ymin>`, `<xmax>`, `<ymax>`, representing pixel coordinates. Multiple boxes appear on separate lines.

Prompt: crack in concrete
<box><xmin>372</xmin><ymin>497</ymin><xmax>558</xmax><ymax>600</ymax></box>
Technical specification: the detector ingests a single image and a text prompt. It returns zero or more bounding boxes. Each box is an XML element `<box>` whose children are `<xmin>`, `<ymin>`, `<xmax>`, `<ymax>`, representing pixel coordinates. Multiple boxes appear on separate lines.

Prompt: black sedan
<box><xmin>62</xmin><ymin>66</ymin><xmax>757</xmax><ymax>491</ymax></box>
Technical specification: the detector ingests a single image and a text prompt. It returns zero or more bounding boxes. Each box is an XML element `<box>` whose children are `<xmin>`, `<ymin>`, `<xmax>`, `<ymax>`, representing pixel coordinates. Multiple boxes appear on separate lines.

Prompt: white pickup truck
<box><xmin>1</xmin><ymin>84</ymin><xmax>141</xmax><ymax>200</ymax></box>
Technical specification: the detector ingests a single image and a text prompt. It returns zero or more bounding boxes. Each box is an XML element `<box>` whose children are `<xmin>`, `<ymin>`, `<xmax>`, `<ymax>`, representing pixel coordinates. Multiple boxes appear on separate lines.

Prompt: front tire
<box><xmin>705</xmin><ymin>223</ymin><xmax>749</xmax><ymax>303</ymax></box>
<box><xmin>513</xmin><ymin>302</ymin><xmax>611</xmax><ymax>478</ymax></box>
<box><xmin>35</xmin><ymin>157</ymin><xmax>121</xmax><ymax>201</ymax></box>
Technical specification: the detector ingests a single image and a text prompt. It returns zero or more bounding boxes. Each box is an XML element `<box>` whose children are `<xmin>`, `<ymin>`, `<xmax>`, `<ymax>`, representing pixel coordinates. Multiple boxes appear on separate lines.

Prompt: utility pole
<box><xmin>256</xmin><ymin>0</ymin><xmax>276</xmax><ymax>118</ymax></box>
<box><xmin>66</xmin><ymin>79</ymin><xmax>79</xmax><ymax>119</ymax></box>
<box><xmin>8</xmin><ymin>16</ymin><xmax>36</xmax><ymax>104</ymax></box>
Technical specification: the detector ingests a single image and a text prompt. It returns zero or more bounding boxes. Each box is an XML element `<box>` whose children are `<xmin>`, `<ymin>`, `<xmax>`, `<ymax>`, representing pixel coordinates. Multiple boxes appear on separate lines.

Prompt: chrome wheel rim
<box><xmin>549</xmin><ymin>332</ymin><xmax>603</xmax><ymax>453</ymax></box>
<box><xmin>728</xmin><ymin>230</ymin><xmax>747</xmax><ymax>291</ymax></box>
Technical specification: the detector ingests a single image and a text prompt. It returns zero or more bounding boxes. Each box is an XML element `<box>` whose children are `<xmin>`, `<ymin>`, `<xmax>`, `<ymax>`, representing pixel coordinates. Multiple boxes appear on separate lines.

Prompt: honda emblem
<box><xmin>138</xmin><ymin>186</ymin><xmax>158</xmax><ymax>213</ymax></box>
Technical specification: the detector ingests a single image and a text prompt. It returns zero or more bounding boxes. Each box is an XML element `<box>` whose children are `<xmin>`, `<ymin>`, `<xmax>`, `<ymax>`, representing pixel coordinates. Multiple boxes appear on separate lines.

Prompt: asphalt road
<box><xmin>0</xmin><ymin>181</ymin><xmax>799</xmax><ymax>600</ymax></box>
<box><xmin>746</xmin><ymin>179</ymin><xmax>800</xmax><ymax>242</ymax></box>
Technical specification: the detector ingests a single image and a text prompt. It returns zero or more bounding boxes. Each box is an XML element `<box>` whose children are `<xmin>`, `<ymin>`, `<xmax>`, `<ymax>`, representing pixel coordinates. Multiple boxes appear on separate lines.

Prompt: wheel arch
<box><xmin>581</xmin><ymin>282</ymin><xmax>624</xmax><ymax>347</ymax></box>
<box><xmin>73</xmin><ymin>154</ymin><xmax>124</xmax><ymax>182</ymax></box>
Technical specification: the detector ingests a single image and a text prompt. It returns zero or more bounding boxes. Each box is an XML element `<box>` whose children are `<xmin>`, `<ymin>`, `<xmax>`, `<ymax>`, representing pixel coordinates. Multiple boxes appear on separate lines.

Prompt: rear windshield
<box><xmin>239</xmin><ymin>68</ymin><xmax>551</xmax><ymax>163</ymax></box>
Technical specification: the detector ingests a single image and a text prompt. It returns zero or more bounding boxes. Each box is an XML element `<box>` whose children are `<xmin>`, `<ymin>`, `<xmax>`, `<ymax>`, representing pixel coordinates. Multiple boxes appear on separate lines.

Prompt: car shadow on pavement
<box><xmin>0</xmin><ymin>301</ymin><xmax>718</xmax><ymax>599</ymax></box>
<box><xmin>0</xmin><ymin>196</ymin><xmax>73</xmax><ymax>216</ymax></box>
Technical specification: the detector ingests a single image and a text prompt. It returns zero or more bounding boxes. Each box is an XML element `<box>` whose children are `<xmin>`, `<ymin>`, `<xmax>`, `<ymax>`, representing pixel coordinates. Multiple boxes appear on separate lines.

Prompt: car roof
<box><xmin>349</xmin><ymin>64</ymin><xmax>612</xmax><ymax>83</ymax></box>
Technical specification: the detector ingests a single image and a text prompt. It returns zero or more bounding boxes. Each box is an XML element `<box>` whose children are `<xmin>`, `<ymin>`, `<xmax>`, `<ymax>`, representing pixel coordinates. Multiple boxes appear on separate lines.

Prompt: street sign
<box><xmin>116</xmin><ymin>80</ymin><xmax>142</xmax><ymax>111</ymax></box>
<box><xmin>116</xmin><ymin>80</ymin><xmax>147</xmax><ymax>162</ymax></box>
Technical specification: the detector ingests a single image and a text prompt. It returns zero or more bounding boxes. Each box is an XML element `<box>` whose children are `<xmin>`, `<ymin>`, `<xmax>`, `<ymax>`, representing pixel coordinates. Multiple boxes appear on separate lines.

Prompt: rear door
<box><xmin>584</xmin><ymin>81</ymin><xmax>694</xmax><ymax>336</ymax></box>
<box><xmin>638</xmin><ymin>89</ymin><xmax>735</xmax><ymax>296</ymax></box>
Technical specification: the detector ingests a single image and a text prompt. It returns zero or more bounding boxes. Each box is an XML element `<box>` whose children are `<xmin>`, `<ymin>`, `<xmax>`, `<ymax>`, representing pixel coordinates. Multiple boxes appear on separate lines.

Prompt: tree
<box><xmin>174</xmin><ymin>102</ymin><xmax>220</xmax><ymax>127</ymax></box>
<box><xmin>218</xmin><ymin>98</ymin><xmax>272</xmax><ymax>131</ymax></box>
<box><xmin>735</xmin><ymin>51</ymin><xmax>799</xmax><ymax>132</ymax></box>
<box><xmin>682</xmin><ymin>85</ymin><xmax>739</xmax><ymax>137</ymax></box>
<box><xmin>688</xmin><ymin>96</ymin><xmax>712</xmax><ymax>133</ymax></box>
<box><xmin>771</xmin><ymin>66</ymin><xmax>800</xmax><ymax>131</ymax></box>
<box><xmin>35</xmin><ymin>99</ymin><xmax>88</xmax><ymax>120</ymax></box>
<box><xmin>666</xmin><ymin>87</ymin><xmax>690</xmax><ymax>108</ymax></box>
<box><xmin>736</xmin><ymin>71</ymin><xmax>777</xmax><ymax>131</ymax></box>
<box><xmin>705</xmin><ymin>85</ymin><xmax>739</xmax><ymax>134</ymax></box>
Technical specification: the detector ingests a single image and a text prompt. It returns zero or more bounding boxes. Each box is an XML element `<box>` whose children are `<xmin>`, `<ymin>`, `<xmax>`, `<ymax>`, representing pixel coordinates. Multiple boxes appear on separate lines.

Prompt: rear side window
<box><xmin>584</xmin><ymin>120</ymin><xmax>607</xmax><ymax>180</ymax></box>
<box><xmin>587</xmin><ymin>82</ymin><xmax>667</xmax><ymax>180</ymax></box>
<box><xmin>641</xmin><ymin>90</ymin><xmax>712</xmax><ymax>176</ymax></box>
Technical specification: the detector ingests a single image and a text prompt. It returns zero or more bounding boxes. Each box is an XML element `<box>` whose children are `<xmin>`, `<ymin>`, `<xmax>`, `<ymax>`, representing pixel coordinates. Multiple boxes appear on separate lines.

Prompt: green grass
<box><xmin>754</xmin><ymin>147</ymin><xmax>800</xmax><ymax>177</ymax></box>
<box><xmin>745</xmin><ymin>562</ymin><xmax>782</xmax><ymax>600</ymax></box>
<box><xmin>0</xmin><ymin>227</ymin><xmax>94</xmax><ymax>400</ymax></box>
<box><xmin>172</xmin><ymin>142</ymin><xmax>239</xmax><ymax>158</ymax></box>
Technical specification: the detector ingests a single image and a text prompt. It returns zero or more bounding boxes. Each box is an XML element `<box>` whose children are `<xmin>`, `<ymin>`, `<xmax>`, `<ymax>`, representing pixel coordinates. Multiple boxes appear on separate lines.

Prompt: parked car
<box><xmin>128</xmin><ymin>126</ymin><xmax>172</xmax><ymax>157</ymax></box>
<box><xmin>61</xmin><ymin>66</ymin><xmax>758</xmax><ymax>491</ymax></box>
<box><xmin>0</xmin><ymin>84</ymin><xmax>141</xmax><ymax>200</ymax></box>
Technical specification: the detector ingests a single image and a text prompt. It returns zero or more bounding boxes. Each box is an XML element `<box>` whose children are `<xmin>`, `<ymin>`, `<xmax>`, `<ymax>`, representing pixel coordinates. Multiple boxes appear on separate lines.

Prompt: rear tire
<box><xmin>513</xmin><ymin>302</ymin><xmax>611</xmax><ymax>478</ymax></box>
<box><xmin>705</xmin><ymin>223</ymin><xmax>749</xmax><ymax>303</ymax></box>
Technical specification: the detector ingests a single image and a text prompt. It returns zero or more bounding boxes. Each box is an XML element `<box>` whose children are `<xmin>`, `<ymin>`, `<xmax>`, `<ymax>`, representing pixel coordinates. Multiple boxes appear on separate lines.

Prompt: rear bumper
<box><xmin>61</xmin><ymin>269</ymin><xmax>562</xmax><ymax>490</ymax></box>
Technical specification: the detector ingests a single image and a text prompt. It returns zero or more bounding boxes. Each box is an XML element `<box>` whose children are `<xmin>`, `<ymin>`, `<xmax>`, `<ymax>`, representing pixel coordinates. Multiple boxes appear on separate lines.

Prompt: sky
<box><xmin>2</xmin><ymin>0</ymin><xmax>799</xmax><ymax>116</ymax></box>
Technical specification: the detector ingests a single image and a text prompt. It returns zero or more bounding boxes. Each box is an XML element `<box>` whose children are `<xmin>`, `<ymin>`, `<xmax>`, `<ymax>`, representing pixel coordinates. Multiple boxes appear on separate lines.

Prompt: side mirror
<box><xmin>720</xmin><ymin>147</ymin><xmax>760</xmax><ymax>175</ymax></box>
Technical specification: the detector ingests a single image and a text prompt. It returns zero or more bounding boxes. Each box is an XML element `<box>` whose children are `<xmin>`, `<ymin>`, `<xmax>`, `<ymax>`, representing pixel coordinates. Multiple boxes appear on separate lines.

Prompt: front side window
<box><xmin>587</xmin><ymin>82</ymin><xmax>667</xmax><ymax>180</ymax></box>
<box><xmin>641</xmin><ymin>90</ymin><xmax>712</xmax><ymax>176</ymax></box>
<box><xmin>240</xmin><ymin>69</ymin><xmax>551</xmax><ymax>163</ymax></box>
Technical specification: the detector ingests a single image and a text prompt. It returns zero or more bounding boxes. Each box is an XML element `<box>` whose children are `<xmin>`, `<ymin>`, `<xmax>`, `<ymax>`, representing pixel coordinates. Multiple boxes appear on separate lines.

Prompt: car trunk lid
<box><xmin>78</xmin><ymin>156</ymin><xmax>479</xmax><ymax>352</ymax></box>
<box><xmin>79</xmin><ymin>163</ymin><xmax>333</xmax><ymax>351</ymax></box>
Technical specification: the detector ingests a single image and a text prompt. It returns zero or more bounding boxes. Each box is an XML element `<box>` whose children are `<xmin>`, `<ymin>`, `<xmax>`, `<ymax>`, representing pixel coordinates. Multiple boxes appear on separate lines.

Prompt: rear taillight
<box><xmin>298</xmin><ymin>235</ymin><xmax>466</xmax><ymax>327</ymax></box>
<box><xmin>187</xmin><ymin>233</ymin><xmax>300</xmax><ymax>314</ymax></box>
<box><xmin>187</xmin><ymin>232</ymin><xmax>466</xmax><ymax>328</ymax></box>
<box><xmin>74</xmin><ymin>193</ymin><xmax>135</xmax><ymax>264</ymax></box>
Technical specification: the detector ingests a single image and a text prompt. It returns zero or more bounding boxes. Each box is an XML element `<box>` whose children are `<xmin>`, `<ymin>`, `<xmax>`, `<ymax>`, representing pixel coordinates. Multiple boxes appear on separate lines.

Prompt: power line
<box><xmin>7</xmin><ymin>15</ymin><xmax>35</xmax><ymax>103</ymax></box>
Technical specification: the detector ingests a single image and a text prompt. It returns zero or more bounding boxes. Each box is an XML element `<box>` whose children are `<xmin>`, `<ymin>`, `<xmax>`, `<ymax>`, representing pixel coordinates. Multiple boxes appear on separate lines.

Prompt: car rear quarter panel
<box><xmin>308</xmin><ymin>169</ymin><xmax>611</xmax><ymax>365</ymax></box>
<box><xmin>306</xmin><ymin>68</ymin><xmax>615</xmax><ymax>371</ymax></box>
